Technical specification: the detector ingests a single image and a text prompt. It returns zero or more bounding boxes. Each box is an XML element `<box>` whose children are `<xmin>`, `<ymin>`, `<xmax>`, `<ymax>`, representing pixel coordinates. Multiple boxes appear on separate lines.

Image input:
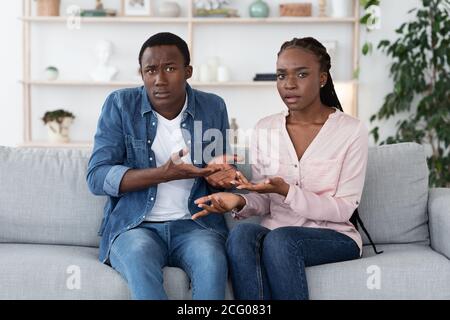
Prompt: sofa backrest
<box><xmin>0</xmin><ymin>142</ymin><xmax>430</xmax><ymax>248</ymax></box>
<box><xmin>233</xmin><ymin>142</ymin><xmax>430</xmax><ymax>245</ymax></box>
<box><xmin>0</xmin><ymin>146</ymin><xmax>104</xmax><ymax>247</ymax></box>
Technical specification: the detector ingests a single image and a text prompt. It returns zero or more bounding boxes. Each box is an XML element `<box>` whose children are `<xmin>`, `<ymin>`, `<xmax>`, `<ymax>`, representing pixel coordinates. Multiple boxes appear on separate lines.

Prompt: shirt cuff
<box><xmin>103</xmin><ymin>165</ymin><xmax>131</xmax><ymax>197</ymax></box>
<box><xmin>233</xmin><ymin>193</ymin><xmax>257</xmax><ymax>219</ymax></box>
<box><xmin>283</xmin><ymin>184</ymin><xmax>297</xmax><ymax>206</ymax></box>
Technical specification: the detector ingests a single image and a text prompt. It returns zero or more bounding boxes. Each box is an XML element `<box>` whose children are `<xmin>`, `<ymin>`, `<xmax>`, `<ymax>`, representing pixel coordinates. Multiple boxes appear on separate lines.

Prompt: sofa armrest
<box><xmin>428</xmin><ymin>188</ymin><xmax>450</xmax><ymax>259</ymax></box>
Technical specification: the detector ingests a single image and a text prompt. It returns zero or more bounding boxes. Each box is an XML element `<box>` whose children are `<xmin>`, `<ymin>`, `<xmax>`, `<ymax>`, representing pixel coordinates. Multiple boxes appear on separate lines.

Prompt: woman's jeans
<box><xmin>109</xmin><ymin>219</ymin><xmax>228</xmax><ymax>300</ymax></box>
<box><xmin>226</xmin><ymin>223</ymin><xmax>360</xmax><ymax>300</ymax></box>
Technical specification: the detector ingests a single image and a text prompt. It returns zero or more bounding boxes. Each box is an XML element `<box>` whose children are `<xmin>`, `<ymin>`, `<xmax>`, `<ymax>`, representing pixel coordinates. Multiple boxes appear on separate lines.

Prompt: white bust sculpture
<box><xmin>90</xmin><ymin>40</ymin><xmax>118</xmax><ymax>82</ymax></box>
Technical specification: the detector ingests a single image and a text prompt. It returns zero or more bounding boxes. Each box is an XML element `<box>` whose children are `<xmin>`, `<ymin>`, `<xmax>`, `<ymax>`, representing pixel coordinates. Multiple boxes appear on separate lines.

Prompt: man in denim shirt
<box><xmin>86</xmin><ymin>33</ymin><xmax>236</xmax><ymax>299</ymax></box>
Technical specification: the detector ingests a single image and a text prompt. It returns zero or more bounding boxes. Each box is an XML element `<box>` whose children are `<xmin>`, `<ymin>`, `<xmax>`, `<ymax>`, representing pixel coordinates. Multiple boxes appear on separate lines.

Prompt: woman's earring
<box><xmin>320</xmin><ymin>83</ymin><xmax>325</xmax><ymax>88</ymax></box>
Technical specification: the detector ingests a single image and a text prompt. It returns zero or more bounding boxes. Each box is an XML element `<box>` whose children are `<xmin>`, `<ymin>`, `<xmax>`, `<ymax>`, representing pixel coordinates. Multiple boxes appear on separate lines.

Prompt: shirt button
<box><xmin>182</xmin><ymin>123</ymin><xmax>186</xmax><ymax>127</ymax></box>
<box><xmin>152</xmin><ymin>122</ymin><xmax>156</xmax><ymax>126</ymax></box>
<box><xmin>294</xmin><ymin>164</ymin><xmax>298</xmax><ymax>168</ymax></box>
<box><xmin>295</xmin><ymin>182</ymin><xmax>299</xmax><ymax>186</ymax></box>
<box><xmin>147</xmin><ymin>140</ymin><xmax>151</xmax><ymax>144</ymax></box>
<box><xmin>149</xmin><ymin>157</ymin><xmax>153</xmax><ymax>161</ymax></box>
<box><xmin>150</xmin><ymin>197</ymin><xmax>154</xmax><ymax>201</ymax></box>
<box><xmin>187</xmin><ymin>140</ymin><xmax>191</xmax><ymax>144</ymax></box>
<box><xmin>193</xmin><ymin>160</ymin><xmax>197</xmax><ymax>163</ymax></box>
<box><xmin>142</xmin><ymin>215</ymin><xmax>145</xmax><ymax>219</ymax></box>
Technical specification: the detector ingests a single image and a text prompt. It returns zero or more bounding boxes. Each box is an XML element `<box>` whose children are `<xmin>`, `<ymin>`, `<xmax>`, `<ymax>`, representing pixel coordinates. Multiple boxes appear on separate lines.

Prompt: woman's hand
<box><xmin>192</xmin><ymin>192</ymin><xmax>246</xmax><ymax>220</ymax></box>
<box><xmin>232</xmin><ymin>171</ymin><xmax>290</xmax><ymax>197</ymax></box>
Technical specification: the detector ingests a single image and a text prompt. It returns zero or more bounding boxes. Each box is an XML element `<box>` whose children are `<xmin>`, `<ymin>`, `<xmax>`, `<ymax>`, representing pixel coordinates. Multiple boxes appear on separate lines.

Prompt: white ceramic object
<box><xmin>217</xmin><ymin>65</ymin><xmax>230</xmax><ymax>82</ymax></box>
<box><xmin>90</xmin><ymin>40</ymin><xmax>118</xmax><ymax>82</ymax></box>
<box><xmin>191</xmin><ymin>65</ymin><xmax>200</xmax><ymax>81</ymax></box>
<box><xmin>330</xmin><ymin>0</ymin><xmax>352</xmax><ymax>18</ymax></box>
<box><xmin>199</xmin><ymin>64</ymin><xmax>212</xmax><ymax>82</ymax></box>
<box><xmin>158</xmin><ymin>1</ymin><xmax>181</xmax><ymax>17</ymax></box>
<box><xmin>44</xmin><ymin>67</ymin><xmax>59</xmax><ymax>81</ymax></box>
<box><xmin>207</xmin><ymin>56</ymin><xmax>220</xmax><ymax>81</ymax></box>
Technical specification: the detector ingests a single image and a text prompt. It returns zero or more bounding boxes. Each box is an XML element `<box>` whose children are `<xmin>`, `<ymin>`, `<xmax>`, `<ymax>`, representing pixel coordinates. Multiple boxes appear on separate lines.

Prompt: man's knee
<box><xmin>226</xmin><ymin>223</ymin><xmax>266</xmax><ymax>257</ymax></box>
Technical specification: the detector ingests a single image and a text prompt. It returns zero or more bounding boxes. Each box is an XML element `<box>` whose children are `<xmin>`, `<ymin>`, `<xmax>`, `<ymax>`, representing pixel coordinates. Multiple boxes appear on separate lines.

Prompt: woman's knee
<box><xmin>262</xmin><ymin>227</ymin><xmax>305</xmax><ymax>260</ymax></box>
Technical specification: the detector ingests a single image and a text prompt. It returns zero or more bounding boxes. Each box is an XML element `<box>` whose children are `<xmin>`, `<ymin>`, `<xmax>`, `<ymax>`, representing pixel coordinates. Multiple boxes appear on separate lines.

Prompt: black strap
<box><xmin>355</xmin><ymin>213</ymin><xmax>384</xmax><ymax>255</ymax></box>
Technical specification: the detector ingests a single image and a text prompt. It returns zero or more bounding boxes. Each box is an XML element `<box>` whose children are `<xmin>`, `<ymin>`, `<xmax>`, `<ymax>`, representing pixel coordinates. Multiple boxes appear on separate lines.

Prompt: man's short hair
<box><xmin>138</xmin><ymin>32</ymin><xmax>190</xmax><ymax>67</ymax></box>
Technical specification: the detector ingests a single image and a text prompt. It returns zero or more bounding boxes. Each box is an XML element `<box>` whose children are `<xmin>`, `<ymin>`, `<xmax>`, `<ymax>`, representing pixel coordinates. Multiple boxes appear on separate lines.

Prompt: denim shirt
<box><xmin>87</xmin><ymin>84</ymin><xmax>229</xmax><ymax>264</ymax></box>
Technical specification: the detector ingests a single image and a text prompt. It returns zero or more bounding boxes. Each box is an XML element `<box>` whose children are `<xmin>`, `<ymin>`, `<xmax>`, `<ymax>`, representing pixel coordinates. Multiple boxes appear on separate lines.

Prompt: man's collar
<box><xmin>140</xmin><ymin>83</ymin><xmax>195</xmax><ymax>118</ymax></box>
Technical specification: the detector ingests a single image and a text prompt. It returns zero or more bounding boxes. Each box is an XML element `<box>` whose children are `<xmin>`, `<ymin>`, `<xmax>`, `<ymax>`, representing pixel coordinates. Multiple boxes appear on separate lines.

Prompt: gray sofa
<box><xmin>0</xmin><ymin>142</ymin><xmax>449</xmax><ymax>299</ymax></box>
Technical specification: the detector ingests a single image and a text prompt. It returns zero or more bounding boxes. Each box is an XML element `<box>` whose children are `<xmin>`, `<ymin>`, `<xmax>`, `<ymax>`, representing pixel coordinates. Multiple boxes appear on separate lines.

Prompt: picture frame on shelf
<box><xmin>122</xmin><ymin>0</ymin><xmax>152</xmax><ymax>16</ymax></box>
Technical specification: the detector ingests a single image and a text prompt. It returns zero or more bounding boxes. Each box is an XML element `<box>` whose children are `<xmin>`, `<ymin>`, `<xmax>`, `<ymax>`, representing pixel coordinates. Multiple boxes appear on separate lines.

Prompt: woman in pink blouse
<box><xmin>193</xmin><ymin>37</ymin><xmax>374</xmax><ymax>300</ymax></box>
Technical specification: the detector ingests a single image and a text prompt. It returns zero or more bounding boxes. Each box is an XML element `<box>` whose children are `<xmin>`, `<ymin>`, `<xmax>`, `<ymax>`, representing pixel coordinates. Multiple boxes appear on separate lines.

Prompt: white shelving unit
<box><xmin>21</xmin><ymin>0</ymin><xmax>360</xmax><ymax>148</ymax></box>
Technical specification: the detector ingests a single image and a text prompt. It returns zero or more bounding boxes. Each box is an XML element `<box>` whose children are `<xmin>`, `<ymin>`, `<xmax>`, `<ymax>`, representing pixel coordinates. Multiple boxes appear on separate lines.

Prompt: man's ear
<box><xmin>139</xmin><ymin>66</ymin><xmax>144</xmax><ymax>81</ymax></box>
<box><xmin>185</xmin><ymin>65</ymin><xmax>193</xmax><ymax>80</ymax></box>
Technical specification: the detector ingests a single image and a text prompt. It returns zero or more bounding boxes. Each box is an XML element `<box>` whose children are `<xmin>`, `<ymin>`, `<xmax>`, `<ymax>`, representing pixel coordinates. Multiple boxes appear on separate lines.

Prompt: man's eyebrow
<box><xmin>143</xmin><ymin>61</ymin><xmax>177</xmax><ymax>68</ymax></box>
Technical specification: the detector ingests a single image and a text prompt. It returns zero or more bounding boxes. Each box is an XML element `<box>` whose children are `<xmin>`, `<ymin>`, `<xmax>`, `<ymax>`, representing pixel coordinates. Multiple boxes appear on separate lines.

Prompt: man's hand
<box><xmin>232</xmin><ymin>171</ymin><xmax>290</xmax><ymax>197</ymax></box>
<box><xmin>162</xmin><ymin>148</ymin><xmax>220</xmax><ymax>182</ymax></box>
<box><xmin>192</xmin><ymin>192</ymin><xmax>246</xmax><ymax>220</ymax></box>
<box><xmin>205</xmin><ymin>154</ymin><xmax>241</xmax><ymax>189</ymax></box>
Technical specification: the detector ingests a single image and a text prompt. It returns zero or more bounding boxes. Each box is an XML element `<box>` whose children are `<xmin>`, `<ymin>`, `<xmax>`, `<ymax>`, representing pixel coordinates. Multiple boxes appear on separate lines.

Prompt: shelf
<box><xmin>20</xmin><ymin>16</ymin><xmax>357</xmax><ymax>24</ymax></box>
<box><xmin>21</xmin><ymin>80</ymin><xmax>142</xmax><ymax>87</ymax></box>
<box><xmin>191</xmin><ymin>17</ymin><xmax>357</xmax><ymax>24</ymax></box>
<box><xmin>20</xmin><ymin>16</ymin><xmax>189</xmax><ymax>23</ymax></box>
<box><xmin>22</xmin><ymin>80</ymin><xmax>357</xmax><ymax>87</ymax></box>
<box><xmin>19</xmin><ymin>141</ymin><xmax>93</xmax><ymax>148</ymax></box>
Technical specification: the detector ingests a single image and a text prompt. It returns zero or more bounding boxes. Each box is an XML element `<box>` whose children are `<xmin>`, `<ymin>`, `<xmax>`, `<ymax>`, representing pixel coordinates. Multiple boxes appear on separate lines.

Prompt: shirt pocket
<box><xmin>125</xmin><ymin>135</ymin><xmax>147</xmax><ymax>168</ymax></box>
<box><xmin>302</xmin><ymin>159</ymin><xmax>341</xmax><ymax>195</ymax></box>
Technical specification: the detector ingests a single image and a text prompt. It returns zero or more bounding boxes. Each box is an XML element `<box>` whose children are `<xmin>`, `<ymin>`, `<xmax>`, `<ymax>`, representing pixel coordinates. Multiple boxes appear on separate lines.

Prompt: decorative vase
<box><xmin>217</xmin><ymin>65</ymin><xmax>230</xmax><ymax>82</ymax></box>
<box><xmin>36</xmin><ymin>0</ymin><xmax>61</xmax><ymax>16</ymax></box>
<box><xmin>199</xmin><ymin>64</ymin><xmax>212</xmax><ymax>82</ymax></box>
<box><xmin>330</xmin><ymin>0</ymin><xmax>352</xmax><ymax>18</ymax></box>
<box><xmin>249</xmin><ymin>0</ymin><xmax>269</xmax><ymax>18</ymax></box>
<box><xmin>44</xmin><ymin>66</ymin><xmax>59</xmax><ymax>81</ymax></box>
<box><xmin>158</xmin><ymin>1</ymin><xmax>181</xmax><ymax>17</ymax></box>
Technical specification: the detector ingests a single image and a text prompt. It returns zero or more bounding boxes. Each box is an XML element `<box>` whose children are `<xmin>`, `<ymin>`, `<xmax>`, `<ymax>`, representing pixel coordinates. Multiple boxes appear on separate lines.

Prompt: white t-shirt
<box><xmin>146</xmin><ymin>97</ymin><xmax>194</xmax><ymax>221</ymax></box>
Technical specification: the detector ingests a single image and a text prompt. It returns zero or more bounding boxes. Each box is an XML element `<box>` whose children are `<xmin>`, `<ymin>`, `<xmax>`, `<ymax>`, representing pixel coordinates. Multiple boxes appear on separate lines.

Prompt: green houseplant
<box><xmin>42</xmin><ymin>109</ymin><xmax>75</xmax><ymax>143</ymax></box>
<box><xmin>369</xmin><ymin>0</ymin><xmax>450</xmax><ymax>187</ymax></box>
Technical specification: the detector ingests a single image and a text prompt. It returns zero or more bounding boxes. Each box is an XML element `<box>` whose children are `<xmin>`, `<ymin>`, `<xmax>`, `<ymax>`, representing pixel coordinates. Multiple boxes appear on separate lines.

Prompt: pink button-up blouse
<box><xmin>237</xmin><ymin>107</ymin><xmax>368</xmax><ymax>254</ymax></box>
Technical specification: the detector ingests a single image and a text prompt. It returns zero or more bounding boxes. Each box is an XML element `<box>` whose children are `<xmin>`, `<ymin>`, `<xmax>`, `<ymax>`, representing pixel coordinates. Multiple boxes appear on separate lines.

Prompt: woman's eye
<box><xmin>277</xmin><ymin>74</ymin><xmax>285</xmax><ymax>80</ymax></box>
<box><xmin>298</xmin><ymin>73</ymin><xmax>308</xmax><ymax>78</ymax></box>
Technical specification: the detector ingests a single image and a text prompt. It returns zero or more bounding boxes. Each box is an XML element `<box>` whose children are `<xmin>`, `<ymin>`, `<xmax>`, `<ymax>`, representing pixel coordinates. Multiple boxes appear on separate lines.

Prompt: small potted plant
<box><xmin>42</xmin><ymin>109</ymin><xmax>75</xmax><ymax>143</ymax></box>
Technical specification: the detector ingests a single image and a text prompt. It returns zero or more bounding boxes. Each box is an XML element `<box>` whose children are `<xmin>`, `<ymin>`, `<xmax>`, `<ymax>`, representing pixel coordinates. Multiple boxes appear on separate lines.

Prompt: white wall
<box><xmin>0</xmin><ymin>0</ymin><xmax>23</xmax><ymax>147</ymax></box>
<box><xmin>0</xmin><ymin>0</ymin><xmax>421</xmax><ymax>147</ymax></box>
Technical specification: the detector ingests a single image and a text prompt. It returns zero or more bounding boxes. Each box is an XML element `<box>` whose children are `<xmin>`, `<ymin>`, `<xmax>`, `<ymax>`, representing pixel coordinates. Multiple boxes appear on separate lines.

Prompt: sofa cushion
<box><xmin>307</xmin><ymin>243</ymin><xmax>450</xmax><ymax>299</ymax></box>
<box><xmin>358</xmin><ymin>143</ymin><xmax>429</xmax><ymax>245</ymax></box>
<box><xmin>0</xmin><ymin>243</ymin><xmax>128</xmax><ymax>299</ymax></box>
<box><xmin>0</xmin><ymin>243</ymin><xmax>234</xmax><ymax>300</ymax></box>
<box><xmin>0</xmin><ymin>147</ymin><xmax>105</xmax><ymax>247</ymax></box>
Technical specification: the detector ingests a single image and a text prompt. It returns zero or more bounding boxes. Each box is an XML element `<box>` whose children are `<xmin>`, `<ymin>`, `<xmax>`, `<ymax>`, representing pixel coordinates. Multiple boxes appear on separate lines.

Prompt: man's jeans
<box><xmin>109</xmin><ymin>219</ymin><xmax>227</xmax><ymax>300</ymax></box>
<box><xmin>226</xmin><ymin>223</ymin><xmax>360</xmax><ymax>300</ymax></box>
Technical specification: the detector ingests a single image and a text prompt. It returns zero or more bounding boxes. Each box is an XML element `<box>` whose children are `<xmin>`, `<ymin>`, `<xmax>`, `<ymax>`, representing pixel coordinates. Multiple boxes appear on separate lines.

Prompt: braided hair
<box><xmin>278</xmin><ymin>37</ymin><xmax>383</xmax><ymax>254</ymax></box>
<box><xmin>277</xmin><ymin>37</ymin><xmax>342</xmax><ymax>113</ymax></box>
